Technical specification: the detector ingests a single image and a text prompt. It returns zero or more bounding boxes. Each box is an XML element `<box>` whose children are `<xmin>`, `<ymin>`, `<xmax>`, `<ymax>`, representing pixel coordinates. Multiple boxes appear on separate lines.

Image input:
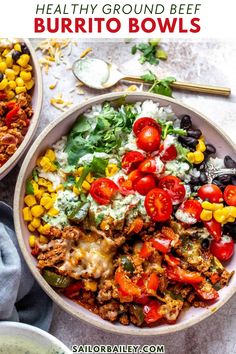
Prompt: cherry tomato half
<box><xmin>204</xmin><ymin>219</ymin><xmax>222</xmax><ymax>241</ymax></box>
<box><xmin>210</xmin><ymin>235</ymin><xmax>234</xmax><ymax>261</ymax></box>
<box><xmin>121</xmin><ymin>151</ymin><xmax>145</xmax><ymax>174</ymax></box>
<box><xmin>198</xmin><ymin>184</ymin><xmax>223</xmax><ymax>203</ymax></box>
<box><xmin>117</xmin><ymin>177</ymin><xmax>134</xmax><ymax>196</ymax></box>
<box><xmin>161</xmin><ymin>144</ymin><xmax>178</xmax><ymax>162</ymax></box>
<box><xmin>133</xmin><ymin>117</ymin><xmax>162</xmax><ymax>136</ymax></box>
<box><xmin>175</xmin><ymin>199</ymin><xmax>202</xmax><ymax>224</ymax></box>
<box><xmin>224</xmin><ymin>185</ymin><xmax>236</xmax><ymax>206</ymax></box>
<box><xmin>136</xmin><ymin>126</ymin><xmax>161</xmax><ymax>153</ymax></box>
<box><xmin>135</xmin><ymin>174</ymin><xmax>157</xmax><ymax>196</ymax></box>
<box><xmin>139</xmin><ymin>157</ymin><xmax>164</xmax><ymax>175</ymax></box>
<box><xmin>145</xmin><ymin>188</ymin><xmax>172</xmax><ymax>222</ymax></box>
<box><xmin>158</xmin><ymin>175</ymin><xmax>186</xmax><ymax>205</ymax></box>
<box><xmin>90</xmin><ymin>178</ymin><xmax>119</xmax><ymax>205</ymax></box>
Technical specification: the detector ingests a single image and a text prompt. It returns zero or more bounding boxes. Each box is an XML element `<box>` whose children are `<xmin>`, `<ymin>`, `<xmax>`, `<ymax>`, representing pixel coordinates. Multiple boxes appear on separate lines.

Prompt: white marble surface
<box><xmin>1</xmin><ymin>38</ymin><xmax>236</xmax><ymax>353</ymax></box>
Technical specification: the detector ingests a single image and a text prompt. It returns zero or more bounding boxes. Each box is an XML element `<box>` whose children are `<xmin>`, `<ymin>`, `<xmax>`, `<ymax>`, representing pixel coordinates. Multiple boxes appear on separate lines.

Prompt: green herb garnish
<box><xmin>141</xmin><ymin>70</ymin><xmax>176</xmax><ymax>97</ymax></box>
<box><xmin>131</xmin><ymin>39</ymin><xmax>167</xmax><ymax>65</ymax></box>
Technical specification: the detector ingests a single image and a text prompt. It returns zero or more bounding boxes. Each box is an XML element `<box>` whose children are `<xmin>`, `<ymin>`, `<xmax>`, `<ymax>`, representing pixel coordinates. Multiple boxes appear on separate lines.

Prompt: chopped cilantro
<box><xmin>131</xmin><ymin>39</ymin><xmax>168</xmax><ymax>65</ymax></box>
<box><xmin>141</xmin><ymin>70</ymin><xmax>176</xmax><ymax>97</ymax></box>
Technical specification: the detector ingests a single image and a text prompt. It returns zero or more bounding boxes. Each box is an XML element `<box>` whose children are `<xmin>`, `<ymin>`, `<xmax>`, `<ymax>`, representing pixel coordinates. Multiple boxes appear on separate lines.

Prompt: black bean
<box><xmin>180</xmin><ymin>115</ymin><xmax>192</xmax><ymax>130</ymax></box>
<box><xmin>178</xmin><ymin>136</ymin><xmax>198</xmax><ymax>148</ymax></box>
<box><xmin>21</xmin><ymin>43</ymin><xmax>30</xmax><ymax>55</ymax></box>
<box><xmin>224</xmin><ymin>155</ymin><xmax>236</xmax><ymax>168</ymax></box>
<box><xmin>205</xmin><ymin>144</ymin><xmax>216</xmax><ymax>155</ymax></box>
<box><xmin>199</xmin><ymin>162</ymin><xmax>206</xmax><ymax>171</ymax></box>
<box><xmin>200</xmin><ymin>172</ymin><xmax>208</xmax><ymax>184</ymax></box>
<box><xmin>0</xmin><ymin>73</ymin><xmax>3</xmax><ymax>82</ymax></box>
<box><xmin>12</xmin><ymin>50</ymin><xmax>21</xmax><ymax>61</ymax></box>
<box><xmin>223</xmin><ymin>222</ymin><xmax>236</xmax><ymax>239</ymax></box>
<box><xmin>216</xmin><ymin>175</ymin><xmax>231</xmax><ymax>185</ymax></box>
<box><xmin>201</xmin><ymin>238</ymin><xmax>210</xmax><ymax>250</ymax></box>
<box><xmin>190</xmin><ymin>176</ymin><xmax>200</xmax><ymax>185</ymax></box>
<box><xmin>187</xmin><ymin>129</ymin><xmax>202</xmax><ymax>139</ymax></box>
<box><xmin>231</xmin><ymin>176</ymin><xmax>236</xmax><ymax>185</ymax></box>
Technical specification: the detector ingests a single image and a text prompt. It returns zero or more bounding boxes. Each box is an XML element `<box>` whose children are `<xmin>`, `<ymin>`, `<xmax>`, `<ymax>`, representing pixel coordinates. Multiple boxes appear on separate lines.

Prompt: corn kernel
<box><xmin>25</xmin><ymin>79</ymin><xmax>34</xmax><ymax>90</ymax></box>
<box><xmin>48</xmin><ymin>185</ymin><xmax>56</xmax><ymax>193</ymax></box>
<box><xmin>105</xmin><ymin>164</ymin><xmax>119</xmax><ymax>177</ymax></box>
<box><xmin>0</xmin><ymin>61</ymin><xmax>7</xmax><ymax>73</ymax></box>
<box><xmin>196</xmin><ymin>139</ymin><xmax>206</xmax><ymax>152</ymax></box>
<box><xmin>38</xmin><ymin>177</ymin><xmax>51</xmax><ymax>188</ymax></box>
<box><xmin>14</xmin><ymin>43</ymin><xmax>22</xmax><ymax>52</ymax></box>
<box><xmin>17</xmin><ymin>54</ymin><xmax>30</xmax><ymax>68</ymax></box>
<box><xmin>39</xmin><ymin>235</ymin><xmax>48</xmax><ymax>244</ymax></box>
<box><xmin>47</xmin><ymin>207</ymin><xmax>59</xmax><ymax>216</ymax></box>
<box><xmin>6</xmin><ymin>90</ymin><xmax>15</xmax><ymax>100</ymax></box>
<box><xmin>38</xmin><ymin>223</ymin><xmax>51</xmax><ymax>235</ymax></box>
<box><xmin>8</xmin><ymin>80</ymin><xmax>16</xmax><ymax>90</ymax></box>
<box><xmin>83</xmin><ymin>280</ymin><xmax>97</xmax><ymax>292</ymax></box>
<box><xmin>82</xmin><ymin>180</ymin><xmax>91</xmax><ymax>191</ymax></box>
<box><xmin>200</xmin><ymin>209</ymin><xmax>213</xmax><ymax>221</ymax></box>
<box><xmin>40</xmin><ymin>196</ymin><xmax>53</xmax><ymax>210</ymax></box>
<box><xmin>187</xmin><ymin>152</ymin><xmax>195</xmax><ymax>163</ymax></box>
<box><xmin>214</xmin><ymin>208</ymin><xmax>230</xmax><ymax>223</ymax></box>
<box><xmin>0</xmin><ymin>78</ymin><xmax>8</xmax><ymax>90</ymax></box>
<box><xmin>24</xmin><ymin>195</ymin><xmax>37</xmax><ymax>207</ymax></box>
<box><xmin>28</xmin><ymin>224</ymin><xmax>36</xmax><ymax>232</ymax></box>
<box><xmin>31</xmin><ymin>218</ymin><xmax>41</xmax><ymax>229</ymax></box>
<box><xmin>5</xmin><ymin>55</ymin><xmax>13</xmax><ymax>67</ymax></box>
<box><xmin>5</xmin><ymin>68</ymin><xmax>15</xmax><ymax>80</ymax></box>
<box><xmin>39</xmin><ymin>156</ymin><xmax>52</xmax><ymax>172</ymax></box>
<box><xmin>2</xmin><ymin>49</ymin><xmax>10</xmax><ymax>57</ymax></box>
<box><xmin>16</xmin><ymin>77</ymin><xmax>24</xmax><ymax>87</ymax></box>
<box><xmin>45</xmin><ymin>149</ymin><xmax>56</xmax><ymax>161</ymax></box>
<box><xmin>31</xmin><ymin>180</ymin><xmax>39</xmax><ymax>195</ymax></box>
<box><xmin>15</xmin><ymin>86</ymin><xmax>26</xmax><ymax>94</ymax></box>
<box><xmin>227</xmin><ymin>206</ymin><xmax>236</xmax><ymax>218</ymax></box>
<box><xmin>23</xmin><ymin>207</ymin><xmax>33</xmax><ymax>221</ymax></box>
<box><xmin>193</xmin><ymin>150</ymin><xmax>204</xmax><ymax>164</ymax></box>
<box><xmin>201</xmin><ymin>201</ymin><xmax>224</xmax><ymax>211</ymax></box>
<box><xmin>23</xmin><ymin>64</ymin><xmax>33</xmax><ymax>72</ymax></box>
<box><xmin>226</xmin><ymin>217</ymin><xmax>235</xmax><ymax>223</ymax></box>
<box><xmin>31</xmin><ymin>205</ymin><xmax>44</xmax><ymax>218</ymax></box>
<box><xmin>12</xmin><ymin>64</ymin><xmax>20</xmax><ymax>75</ymax></box>
<box><xmin>20</xmin><ymin>70</ymin><xmax>32</xmax><ymax>82</ymax></box>
<box><xmin>76</xmin><ymin>166</ymin><xmax>84</xmax><ymax>176</ymax></box>
<box><xmin>86</xmin><ymin>172</ymin><xmax>95</xmax><ymax>184</ymax></box>
<box><xmin>73</xmin><ymin>185</ymin><xmax>80</xmax><ymax>195</ymax></box>
<box><xmin>29</xmin><ymin>235</ymin><xmax>36</xmax><ymax>248</ymax></box>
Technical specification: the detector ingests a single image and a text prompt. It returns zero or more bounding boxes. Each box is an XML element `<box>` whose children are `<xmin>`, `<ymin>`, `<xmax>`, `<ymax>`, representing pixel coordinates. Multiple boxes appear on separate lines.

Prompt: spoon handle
<box><xmin>122</xmin><ymin>76</ymin><xmax>231</xmax><ymax>97</ymax></box>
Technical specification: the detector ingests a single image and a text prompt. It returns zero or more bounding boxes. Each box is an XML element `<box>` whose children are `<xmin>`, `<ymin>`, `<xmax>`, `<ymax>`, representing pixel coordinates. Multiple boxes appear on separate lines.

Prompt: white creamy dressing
<box><xmin>0</xmin><ymin>336</ymin><xmax>64</xmax><ymax>354</ymax></box>
<box><xmin>175</xmin><ymin>209</ymin><xmax>196</xmax><ymax>224</ymax></box>
<box><xmin>38</xmin><ymin>171</ymin><xmax>64</xmax><ymax>189</ymax></box>
<box><xmin>73</xmin><ymin>58</ymin><xmax>110</xmax><ymax>89</ymax></box>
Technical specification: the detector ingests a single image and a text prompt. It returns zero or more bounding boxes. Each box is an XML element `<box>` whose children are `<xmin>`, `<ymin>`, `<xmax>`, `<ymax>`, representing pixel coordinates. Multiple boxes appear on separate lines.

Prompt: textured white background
<box><xmin>1</xmin><ymin>39</ymin><xmax>236</xmax><ymax>353</ymax></box>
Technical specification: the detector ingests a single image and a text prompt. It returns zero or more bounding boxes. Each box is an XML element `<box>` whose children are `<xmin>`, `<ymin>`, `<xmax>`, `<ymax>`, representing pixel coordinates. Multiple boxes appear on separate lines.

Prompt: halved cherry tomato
<box><xmin>158</xmin><ymin>176</ymin><xmax>186</xmax><ymax>205</ymax></box>
<box><xmin>115</xmin><ymin>267</ymin><xmax>141</xmax><ymax>297</ymax></box>
<box><xmin>139</xmin><ymin>157</ymin><xmax>164</xmax><ymax>175</ymax></box>
<box><xmin>145</xmin><ymin>188</ymin><xmax>172</xmax><ymax>222</ymax></box>
<box><xmin>135</xmin><ymin>174</ymin><xmax>157</xmax><ymax>196</ymax></box>
<box><xmin>160</xmin><ymin>144</ymin><xmax>178</xmax><ymax>162</ymax></box>
<box><xmin>198</xmin><ymin>184</ymin><xmax>223</xmax><ymax>203</ymax></box>
<box><xmin>143</xmin><ymin>300</ymin><xmax>162</xmax><ymax>324</ymax></box>
<box><xmin>118</xmin><ymin>177</ymin><xmax>134</xmax><ymax>195</ymax></box>
<box><xmin>140</xmin><ymin>241</ymin><xmax>153</xmax><ymax>259</ymax></box>
<box><xmin>136</xmin><ymin>126</ymin><xmax>161</xmax><ymax>152</ymax></box>
<box><xmin>175</xmin><ymin>199</ymin><xmax>202</xmax><ymax>224</ymax></box>
<box><xmin>121</xmin><ymin>151</ymin><xmax>145</xmax><ymax>174</ymax></box>
<box><xmin>193</xmin><ymin>281</ymin><xmax>219</xmax><ymax>301</ymax></box>
<box><xmin>133</xmin><ymin>117</ymin><xmax>162</xmax><ymax>136</ymax></box>
<box><xmin>166</xmin><ymin>266</ymin><xmax>203</xmax><ymax>284</ymax></box>
<box><xmin>150</xmin><ymin>237</ymin><xmax>171</xmax><ymax>253</ymax></box>
<box><xmin>204</xmin><ymin>219</ymin><xmax>222</xmax><ymax>241</ymax></box>
<box><xmin>224</xmin><ymin>185</ymin><xmax>236</xmax><ymax>206</ymax></box>
<box><xmin>128</xmin><ymin>170</ymin><xmax>145</xmax><ymax>185</ymax></box>
<box><xmin>90</xmin><ymin>178</ymin><xmax>118</xmax><ymax>205</ymax></box>
<box><xmin>210</xmin><ymin>235</ymin><xmax>234</xmax><ymax>261</ymax></box>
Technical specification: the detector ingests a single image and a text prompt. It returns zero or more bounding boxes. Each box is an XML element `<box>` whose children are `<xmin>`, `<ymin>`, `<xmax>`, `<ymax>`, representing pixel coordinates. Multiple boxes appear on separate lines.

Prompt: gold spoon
<box><xmin>72</xmin><ymin>58</ymin><xmax>231</xmax><ymax>97</ymax></box>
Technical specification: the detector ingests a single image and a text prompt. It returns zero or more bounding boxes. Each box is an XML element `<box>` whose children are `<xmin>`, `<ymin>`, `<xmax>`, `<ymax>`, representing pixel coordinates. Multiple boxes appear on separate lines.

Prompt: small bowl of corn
<box><xmin>0</xmin><ymin>38</ymin><xmax>43</xmax><ymax>180</ymax></box>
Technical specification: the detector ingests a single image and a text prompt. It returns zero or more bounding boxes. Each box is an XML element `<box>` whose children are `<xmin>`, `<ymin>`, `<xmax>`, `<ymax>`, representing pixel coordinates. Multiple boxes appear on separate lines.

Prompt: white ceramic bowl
<box><xmin>14</xmin><ymin>92</ymin><xmax>236</xmax><ymax>336</ymax></box>
<box><xmin>0</xmin><ymin>322</ymin><xmax>71</xmax><ymax>353</ymax></box>
<box><xmin>0</xmin><ymin>38</ymin><xmax>43</xmax><ymax>180</ymax></box>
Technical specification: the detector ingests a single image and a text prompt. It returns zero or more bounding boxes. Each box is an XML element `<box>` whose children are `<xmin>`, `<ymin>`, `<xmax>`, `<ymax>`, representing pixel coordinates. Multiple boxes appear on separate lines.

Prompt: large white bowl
<box><xmin>0</xmin><ymin>38</ymin><xmax>43</xmax><ymax>180</ymax></box>
<box><xmin>0</xmin><ymin>322</ymin><xmax>71</xmax><ymax>353</ymax></box>
<box><xmin>14</xmin><ymin>92</ymin><xmax>236</xmax><ymax>335</ymax></box>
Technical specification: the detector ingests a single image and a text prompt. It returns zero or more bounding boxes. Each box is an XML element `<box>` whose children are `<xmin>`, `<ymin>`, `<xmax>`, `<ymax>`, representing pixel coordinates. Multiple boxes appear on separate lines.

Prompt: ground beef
<box><xmin>37</xmin><ymin>242</ymin><xmax>66</xmax><ymax>268</ymax></box>
<box><xmin>97</xmin><ymin>279</ymin><xmax>118</xmax><ymax>303</ymax></box>
<box><xmin>98</xmin><ymin>301</ymin><xmax>120</xmax><ymax>322</ymax></box>
<box><xmin>62</xmin><ymin>226</ymin><xmax>86</xmax><ymax>241</ymax></box>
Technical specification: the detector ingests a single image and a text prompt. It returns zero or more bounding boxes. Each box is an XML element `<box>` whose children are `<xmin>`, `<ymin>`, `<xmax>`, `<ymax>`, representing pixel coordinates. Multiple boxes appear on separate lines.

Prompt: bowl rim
<box><xmin>14</xmin><ymin>92</ymin><xmax>236</xmax><ymax>336</ymax></box>
<box><xmin>0</xmin><ymin>321</ymin><xmax>71</xmax><ymax>352</ymax></box>
<box><xmin>0</xmin><ymin>38</ymin><xmax>43</xmax><ymax>180</ymax></box>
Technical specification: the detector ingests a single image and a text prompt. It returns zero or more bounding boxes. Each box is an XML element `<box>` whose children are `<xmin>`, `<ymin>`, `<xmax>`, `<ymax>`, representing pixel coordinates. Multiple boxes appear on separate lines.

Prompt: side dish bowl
<box><xmin>0</xmin><ymin>38</ymin><xmax>43</xmax><ymax>180</ymax></box>
<box><xmin>14</xmin><ymin>92</ymin><xmax>236</xmax><ymax>335</ymax></box>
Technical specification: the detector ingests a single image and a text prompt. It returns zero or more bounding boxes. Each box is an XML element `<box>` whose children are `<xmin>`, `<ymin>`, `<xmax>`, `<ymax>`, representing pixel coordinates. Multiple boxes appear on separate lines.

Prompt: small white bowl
<box><xmin>0</xmin><ymin>321</ymin><xmax>71</xmax><ymax>353</ymax></box>
<box><xmin>0</xmin><ymin>38</ymin><xmax>43</xmax><ymax>180</ymax></box>
<box><xmin>14</xmin><ymin>92</ymin><xmax>236</xmax><ymax>336</ymax></box>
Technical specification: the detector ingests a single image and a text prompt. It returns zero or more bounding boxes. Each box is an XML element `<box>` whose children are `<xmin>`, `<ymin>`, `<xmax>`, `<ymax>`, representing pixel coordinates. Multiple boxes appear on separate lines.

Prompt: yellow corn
<box><xmin>31</xmin><ymin>218</ymin><xmax>41</xmax><ymax>229</ymax></box>
<box><xmin>76</xmin><ymin>166</ymin><xmax>84</xmax><ymax>176</ymax></box>
<box><xmin>28</xmin><ymin>223</ymin><xmax>36</xmax><ymax>232</ymax></box>
<box><xmin>29</xmin><ymin>235</ymin><xmax>36</xmax><ymax>248</ymax></box>
<box><xmin>5</xmin><ymin>68</ymin><xmax>15</xmax><ymax>80</ymax></box>
<box><xmin>51</xmin><ymin>193</ymin><xmax>57</xmax><ymax>202</ymax></box>
<box><xmin>14</xmin><ymin>43</ymin><xmax>22</xmax><ymax>52</ymax></box>
<box><xmin>23</xmin><ymin>64</ymin><xmax>33</xmax><ymax>72</ymax></box>
<box><xmin>17</xmin><ymin>54</ymin><xmax>30</xmax><ymax>68</ymax></box>
<box><xmin>40</xmin><ymin>196</ymin><xmax>53</xmax><ymax>210</ymax></box>
<box><xmin>47</xmin><ymin>207</ymin><xmax>59</xmax><ymax>216</ymax></box>
<box><xmin>214</xmin><ymin>208</ymin><xmax>230</xmax><ymax>223</ymax></box>
<box><xmin>15</xmin><ymin>86</ymin><xmax>26</xmax><ymax>94</ymax></box>
<box><xmin>23</xmin><ymin>207</ymin><xmax>33</xmax><ymax>221</ymax></box>
<box><xmin>31</xmin><ymin>205</ymin><xmax>44</xmax><ymax>218</ymax></box>
<box><xmin>226</xmin><ymin>206</ymin><xmax>236</xmax><ymax>218</ymax></box>
<box><xmin>196</xmin><ymin>139</ymin><xmax>206</xmax><ymax>152</ymax></box>
<box><xmin>105</xmin><ymin>164</ymin><xmax>119</xmax><ymax>177</ymax></box>
<box><xmin>82</xmin><ymin>180</ymin><xmax>91</xmax><ymax>191</ymax></box>
<box><xmin>83</xmin><ymin>280</ymin><xmax>97</xmax><ymax>292</ymax></box>
<box><xmin>8</xmin><ymin>80</ymin><xmax>16</xmax><ymax>90</ymax></box>
<box><xmin>86</xmin><ymin>172</ymin><xmax>95</xmax><ymax>183</ymax></box>
<box><xmin>39</xmin><ymin>235</ymin><xmax>48</xmax><ymax>244</ymax></box>
<box><xmin>73</xmin><ymin>185</ymin><xmax>80</xmax><ymax>195</ymax></box>
<box><xmin>0</xmin><ymin>78</ymin><xmax>8</xmax><ymax>90</ymax></box>
<box><xmin>39</xmin><ymin>156</ymin><xmax>52</xmax><ymax>172</ymax></box>
<box><xmin>24</xmin><ymin>195</ymin><xmax>37</xmax><ymax>207</ymax></box>
<box><xmin>31</xmin><ymin>180</ymin><xmax>39</xmax><ymax>195</ymax></box>
<box><xmin>35</xmin><ymin>188</ymin><xmax>46</xmax><ymax>200</ymax></box>
<box><xmin>200</xmin><ymin>209</ymin><xmax>213</xmax><ymax>221</ymax></box>
<box><xmin>6</xmin><ymin>90</ymin><xmax>15</xmax><ymax>100</ymax></box>
<box><xmin>20</xmin><ymin>70</ymin><xmax>32</xmax><ymax>82</ymax></box>
<box><xmin>187</xmin><ymin>152</ymin><xmax>195</xmax><ymax>163</ymax></box>
<box><xmin>0</xmin><ymin>62</ymin><xmax>7</xmax><ymax>73</ymax></box>
<box><xmin>15</xmin><ymin>77</ymin><xmax>24</xmax><ymax>87</ymax></box>
<box><xmin>25</xmin><ymin>79</ymin><xmax>34</xmax><ymax>90</ymax></box>
<box><xmin>38</xmin><ymin>223</ymin><xmax>51</xmax><ymax>235</ymax></box>
<box><xmin>13</xmin><ymin>65</ymin><xmax>20</xmax><ymax>75</ymax></box>
<box><xmin>38</xmin><ymin>177</ymin><xmax>52</xmax><ymax>188</ymax></box>
<box><xmin>45</xmin><ymin>149</ymin><xmax>56</xmax><ymax>162</ymax></box>
<box><xmin>2</xmin><ymin>49</ymin><xmax>10</xmax><ymax>57</ymax></box>
<box><xmin>5</xmin><ymin>56</ymin><xmax>13</xmax><ymax>67</ymax></box>
<box><xmin>193</xmin><ymin>150</ymin><xmax>204</xmax><ymax>164</ymax></box>
<box><xmin>226</xmin><ymin>216</ymin><xmax>235</xmax><ymax>223</ymax></box>
<box><xmin>201</xmin><ymin>201</ymin><xmax>224</xmax><ymax>211</ymax></box>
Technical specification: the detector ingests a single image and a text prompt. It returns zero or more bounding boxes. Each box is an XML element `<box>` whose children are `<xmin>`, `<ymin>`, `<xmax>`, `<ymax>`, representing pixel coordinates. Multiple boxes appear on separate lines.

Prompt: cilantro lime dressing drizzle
<box><xmin>73</xmin><ymin>58</ymin><xmax>110</xmax><ymax>89</ymax></box>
